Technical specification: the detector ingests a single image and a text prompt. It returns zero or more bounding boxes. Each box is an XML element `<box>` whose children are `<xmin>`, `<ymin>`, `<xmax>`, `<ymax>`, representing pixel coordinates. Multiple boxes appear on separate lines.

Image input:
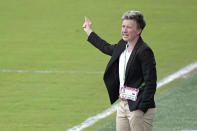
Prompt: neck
<box><xmin>127</xmin><ymin>36</ymin><xmax>140</xmax><ymax>52</ymax></box>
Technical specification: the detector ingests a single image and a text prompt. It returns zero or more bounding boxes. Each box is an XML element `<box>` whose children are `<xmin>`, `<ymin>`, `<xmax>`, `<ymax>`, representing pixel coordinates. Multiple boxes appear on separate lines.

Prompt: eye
<box><xmin>122</xmin><ymin>25</ymin><xmax>125</xmax><ymax>28</ymax></box>
<box><xmin>127</xmin><ymin>26</ymin><xmax>132</xmax><ymax>29</ymax></box>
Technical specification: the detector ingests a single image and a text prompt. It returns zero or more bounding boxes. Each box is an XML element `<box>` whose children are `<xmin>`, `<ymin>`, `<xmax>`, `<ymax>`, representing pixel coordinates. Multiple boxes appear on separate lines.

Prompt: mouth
<box><xmin>122</xmin><ymin>33</ymin><xmax>128</xmax><ymax>36</ymax></box>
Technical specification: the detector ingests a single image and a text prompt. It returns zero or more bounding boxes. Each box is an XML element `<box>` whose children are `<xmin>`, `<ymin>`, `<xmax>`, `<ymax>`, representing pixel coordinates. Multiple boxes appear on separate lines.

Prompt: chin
<box><xmin>122</xmin><ymin>38</ymin><xmax>128</xmax><ymax>42</ymax></box>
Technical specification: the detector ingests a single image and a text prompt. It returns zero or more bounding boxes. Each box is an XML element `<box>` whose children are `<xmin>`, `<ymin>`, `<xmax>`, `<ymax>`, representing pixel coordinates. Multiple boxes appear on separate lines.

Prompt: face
<box><xmin>121</xmin><ymin>19</ymin><xmax>142</xmax><ymax>43</ymax></box>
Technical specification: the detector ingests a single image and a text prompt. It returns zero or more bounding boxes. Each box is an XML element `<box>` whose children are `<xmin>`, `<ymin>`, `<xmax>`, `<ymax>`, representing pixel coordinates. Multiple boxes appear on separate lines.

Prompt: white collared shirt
<box><xmin>119</xmin><ymin>49</ymin><xmax>131</xmax><ymax>88</ymax></box>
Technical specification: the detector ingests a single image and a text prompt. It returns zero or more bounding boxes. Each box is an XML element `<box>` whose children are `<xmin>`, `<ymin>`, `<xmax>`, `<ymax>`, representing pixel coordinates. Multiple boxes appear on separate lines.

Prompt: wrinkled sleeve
<box><xmin>87</xmin><ymin>32</ymin><xmax>116</xmax><ymax>56</ymax></box>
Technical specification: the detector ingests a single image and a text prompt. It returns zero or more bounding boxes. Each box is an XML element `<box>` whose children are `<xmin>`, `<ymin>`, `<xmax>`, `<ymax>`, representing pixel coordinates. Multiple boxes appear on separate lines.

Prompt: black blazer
<box><xmin>87</xmin><ymin>32</ymin><xmax>157</xmax><ymax>113</ymax></box>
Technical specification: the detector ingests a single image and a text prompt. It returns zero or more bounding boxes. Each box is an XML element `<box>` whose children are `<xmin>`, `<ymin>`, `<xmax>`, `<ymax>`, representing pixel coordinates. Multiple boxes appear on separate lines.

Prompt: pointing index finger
<box><xmin>84</xmin><ymin>16</ymin><xmax>91</xmax><ymax>24</ymax></box>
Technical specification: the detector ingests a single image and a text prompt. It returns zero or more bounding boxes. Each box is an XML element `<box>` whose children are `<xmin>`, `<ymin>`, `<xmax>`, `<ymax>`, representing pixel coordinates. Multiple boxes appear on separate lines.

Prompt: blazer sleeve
<box><xmin>138</xmin><ymin>47</ymin><xmax>157</xmax><ymax>113</ymax></box>
<box><xmin>87</xmin><ymin>32</ymin><xmax>116</xmax><ymax>56</ymax></box>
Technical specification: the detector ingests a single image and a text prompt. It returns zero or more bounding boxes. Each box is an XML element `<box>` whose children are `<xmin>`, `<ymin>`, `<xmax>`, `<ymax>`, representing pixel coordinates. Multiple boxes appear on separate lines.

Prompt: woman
<box><xmin>82</xmin><ymin>10</ymin><xmax>157</xmax><ymax>131</ymax></box>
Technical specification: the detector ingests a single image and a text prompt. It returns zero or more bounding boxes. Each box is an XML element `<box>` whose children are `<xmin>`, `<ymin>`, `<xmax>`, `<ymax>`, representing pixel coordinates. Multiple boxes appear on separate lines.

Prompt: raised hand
<box><xmin>82</xmin><ymin>16</ymin><xmax>93</xmax><ymax>36</ymax></box>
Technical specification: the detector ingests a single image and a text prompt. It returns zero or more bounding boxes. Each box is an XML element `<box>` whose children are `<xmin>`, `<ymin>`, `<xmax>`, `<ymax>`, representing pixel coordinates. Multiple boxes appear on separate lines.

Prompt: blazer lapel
<box><xmin>125</xmin><ymin>37</ymin><xmax>143</xmax><ymax>80</ymax></box>
<box><xmin>104</xmin><ymin>40</ymin><xmax>126</xmax><ymax>75</ymax></box>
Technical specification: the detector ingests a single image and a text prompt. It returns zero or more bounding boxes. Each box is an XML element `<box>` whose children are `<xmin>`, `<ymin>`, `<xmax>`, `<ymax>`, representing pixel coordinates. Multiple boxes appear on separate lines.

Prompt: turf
<box><xmin>0</xmin><ymin>0</ymin><xmax>197</xmax><ymax>130</ymax></box>
<box><xmin>86</xmin><ymin>71</ymin><xmax>197</xmax><ymax>131</ymax></box>
<box><xmin>153</xmin><ymin>73</ymin><xmax>197</xmax><ymax>131</ymax></box>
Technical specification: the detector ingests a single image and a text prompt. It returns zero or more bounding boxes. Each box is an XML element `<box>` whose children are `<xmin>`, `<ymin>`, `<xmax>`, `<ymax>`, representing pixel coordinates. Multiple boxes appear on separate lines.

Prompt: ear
<box><xmin>137</xmin><ymin>28</ymin><xmax>142</xmax><ymax>35</ymax></box>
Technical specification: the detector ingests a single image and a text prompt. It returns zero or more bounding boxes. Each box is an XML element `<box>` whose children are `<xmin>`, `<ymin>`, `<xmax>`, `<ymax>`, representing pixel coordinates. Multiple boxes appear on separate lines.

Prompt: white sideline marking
<box><xmin>66</xmin><ymin>61</ymin><xmax>197</xmax><ymax>131</ymax></box>
<box><xmin>1</xmin><ymin>69</ymin><xmax>103</xmax><ymax>75</ymax></box>
<box><xmin>157</xmin><ymin>61</ymin><xmax>197</xmax><ymax>87</ymax></box>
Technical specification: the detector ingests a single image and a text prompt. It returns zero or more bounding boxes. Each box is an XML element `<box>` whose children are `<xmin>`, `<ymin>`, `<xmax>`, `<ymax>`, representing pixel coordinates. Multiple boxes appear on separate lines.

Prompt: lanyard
<box><xmin>123</xmin><ymin>43</ymin><xmax>128</xmax><ymax>81</ymax></box>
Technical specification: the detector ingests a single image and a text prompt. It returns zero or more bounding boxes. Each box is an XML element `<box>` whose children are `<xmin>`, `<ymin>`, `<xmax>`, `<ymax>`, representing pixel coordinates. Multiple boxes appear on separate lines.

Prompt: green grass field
<box><xmin>85</xmin><ymin>71</ymin><xmax>197</xmax><ymax>131</ymax></box>
<box><xmin>0</xmin><ymin>0</ymin><xmax>197</xmax><ymax>130</ymax></box>
<box><xmin>153</xmin><ymin>72</ymin><xmax>197</xmax><ymax>131</ymax></box>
